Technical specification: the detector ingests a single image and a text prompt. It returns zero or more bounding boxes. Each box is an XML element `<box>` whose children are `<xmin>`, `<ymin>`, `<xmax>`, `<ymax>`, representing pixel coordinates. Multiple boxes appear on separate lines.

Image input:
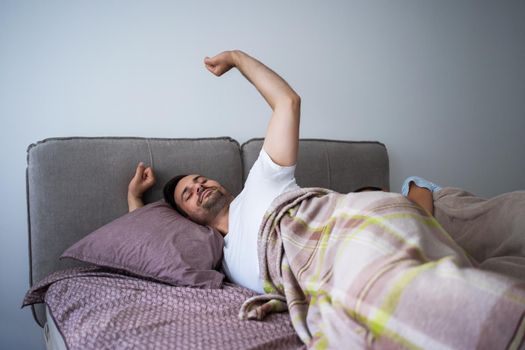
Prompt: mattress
<box><xmin>44</xmin><ymin>305</ymin><xmax>67</xmax><ymax>350</ymax></box>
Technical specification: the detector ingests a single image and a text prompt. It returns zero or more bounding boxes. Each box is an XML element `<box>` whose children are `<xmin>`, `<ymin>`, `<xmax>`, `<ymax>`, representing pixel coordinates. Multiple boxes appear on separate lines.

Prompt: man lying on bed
<box><xmin>127</xmin><ymin>50</ymin><xmax>525</xmax><ymax>349</ymax></box>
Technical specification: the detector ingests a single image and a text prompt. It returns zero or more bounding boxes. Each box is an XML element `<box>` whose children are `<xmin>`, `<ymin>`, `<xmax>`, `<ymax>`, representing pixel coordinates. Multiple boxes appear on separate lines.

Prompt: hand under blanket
<box><xmin>239</xmin><ymin>188</ymin><xmax>525</xmax><ymax>349</ymax></box>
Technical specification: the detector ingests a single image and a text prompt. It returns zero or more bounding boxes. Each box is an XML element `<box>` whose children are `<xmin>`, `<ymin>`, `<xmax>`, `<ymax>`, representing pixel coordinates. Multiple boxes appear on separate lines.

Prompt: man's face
<box><xmin>173</xmin><ymin>174</ymin><xmax>232</xmax><ymax>226</ymax></box>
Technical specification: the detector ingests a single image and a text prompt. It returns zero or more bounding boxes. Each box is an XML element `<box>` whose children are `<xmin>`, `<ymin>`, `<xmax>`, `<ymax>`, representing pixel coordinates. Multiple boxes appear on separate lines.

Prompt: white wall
<box><xmin>1</xmin><ymin>0</ymin><xmax>524</xmax><ymax>348</ymax></box>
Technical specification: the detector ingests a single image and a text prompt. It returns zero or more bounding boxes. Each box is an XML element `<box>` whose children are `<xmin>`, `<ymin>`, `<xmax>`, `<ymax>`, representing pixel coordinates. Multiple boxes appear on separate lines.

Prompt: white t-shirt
<box><xmin>222</xmin><ymin>147</ymin><xmax>300</xmax><ymax>293</ymax></box>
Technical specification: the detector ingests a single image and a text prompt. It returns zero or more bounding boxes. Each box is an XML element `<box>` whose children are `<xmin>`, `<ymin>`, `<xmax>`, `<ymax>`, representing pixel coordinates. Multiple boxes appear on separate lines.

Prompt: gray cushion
<box><xmin>61</xmin><ymin>200</ymin><xmax>224</xmax><ymax>288</ymax></box>
<box><xmin>241</xmin><ymin>138</ymin><xmax>389</xmax><ymax>192</ymax></box>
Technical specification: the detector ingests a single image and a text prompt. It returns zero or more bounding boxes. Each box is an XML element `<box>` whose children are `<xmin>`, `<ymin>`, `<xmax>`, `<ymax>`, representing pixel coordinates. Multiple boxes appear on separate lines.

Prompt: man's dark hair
<box><xmin>163</xmin><ymin>174</ymin><xmax>189</xmax><ymax>218</ymax></box>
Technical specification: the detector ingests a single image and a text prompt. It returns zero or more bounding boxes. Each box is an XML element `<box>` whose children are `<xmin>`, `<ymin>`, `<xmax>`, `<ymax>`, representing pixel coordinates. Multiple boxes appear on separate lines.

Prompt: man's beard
<box><xmin>201</xmin><ymin>189</ymin><xmax>229</xmax><ymax>217</ymax></box>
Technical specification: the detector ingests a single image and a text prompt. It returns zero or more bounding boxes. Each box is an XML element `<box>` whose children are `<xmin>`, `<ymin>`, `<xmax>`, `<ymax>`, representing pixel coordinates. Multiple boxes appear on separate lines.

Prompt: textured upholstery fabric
<box><xmin>24</xmin><ymin>267</ymin><xmax>304</xmax><ymax>349</ymax></box>
<box><xmin>61</xmin><ymin>200</ymin><xmax>225</xmax><ymax>289</ymax></box>
<box><xmin>26</xmin><ymin>136</ymin><xmax>389</xmax><ymax>326</ymax></box>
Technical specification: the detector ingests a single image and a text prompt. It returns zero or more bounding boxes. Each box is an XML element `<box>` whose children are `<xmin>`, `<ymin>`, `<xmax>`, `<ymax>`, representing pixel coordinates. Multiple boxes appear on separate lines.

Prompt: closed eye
<box><xmin>184</xmin><ymin>177</ymin><xmax>207</xmax><ymax>202</ymax></box>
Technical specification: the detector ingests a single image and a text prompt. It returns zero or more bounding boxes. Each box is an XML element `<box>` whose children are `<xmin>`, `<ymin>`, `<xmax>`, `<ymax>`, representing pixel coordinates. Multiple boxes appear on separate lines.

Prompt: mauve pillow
<box><xmin>60</xmin><ymin>200</ymin><xmax>225</xmax><ymax>288</ymax></box>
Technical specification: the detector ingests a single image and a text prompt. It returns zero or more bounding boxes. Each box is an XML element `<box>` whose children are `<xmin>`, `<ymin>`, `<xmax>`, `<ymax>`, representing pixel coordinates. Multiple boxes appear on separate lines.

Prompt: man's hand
<box><xmin>204</xmin><ymin>51</ymin><xmax>237</xmax><ymax>77</ymax></box>
<box><xmin>407</xmin><ymin>182</ymin><xmax>434</xmax><ymax>216</ymax></box>
<box><xmin>127</xmin><ymin>162</ymin><xmax>156</xmax><ymax>212</ymax></box>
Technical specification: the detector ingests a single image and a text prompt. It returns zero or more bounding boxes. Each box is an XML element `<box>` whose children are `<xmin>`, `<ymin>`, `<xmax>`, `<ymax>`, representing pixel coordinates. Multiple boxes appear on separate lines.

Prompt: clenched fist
<box><xmin>128</xmin><ymin>162</ymin><xmax>156</xmax><ymax>199</ymax></box>
<box><xmin>204</xmin><ymin>50</ymin><xmax>238</xmax><ymax>77</ymax></box>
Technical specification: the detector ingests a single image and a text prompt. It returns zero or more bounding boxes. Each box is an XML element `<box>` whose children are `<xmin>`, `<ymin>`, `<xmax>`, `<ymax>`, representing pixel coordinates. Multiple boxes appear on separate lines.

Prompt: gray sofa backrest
<box><xmin>26</xmin><ymin>137</ymin><xmax>389</xmax><ymax>326</ymax></box>
<box><xmin>242</xmin><ymin>138</ymin><xmax>389</xmax><ymax>193</ymax></box>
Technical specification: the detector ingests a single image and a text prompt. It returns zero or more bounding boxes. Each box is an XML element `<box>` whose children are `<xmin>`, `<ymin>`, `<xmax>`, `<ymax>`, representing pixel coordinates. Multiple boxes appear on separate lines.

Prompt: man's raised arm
<box><xmin>204</xmin><ymin>50</ymin><xmax>301</xmax><ymax>166</ymax></box>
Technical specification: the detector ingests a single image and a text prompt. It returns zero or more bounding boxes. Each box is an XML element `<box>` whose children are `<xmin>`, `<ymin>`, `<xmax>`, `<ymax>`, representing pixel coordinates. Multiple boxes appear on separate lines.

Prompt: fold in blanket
<box><xmin>240</xmin><ymin>188</ymin><xmax>525</xmax><ymax>349</ymax></box>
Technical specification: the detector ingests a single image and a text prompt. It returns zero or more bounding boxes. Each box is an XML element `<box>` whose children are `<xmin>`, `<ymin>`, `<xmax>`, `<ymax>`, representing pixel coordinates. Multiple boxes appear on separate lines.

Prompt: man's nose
<box><xmin>195</xmin><ymin>184</ymin><xmax>204</xmax><ymax>196</ymax></box>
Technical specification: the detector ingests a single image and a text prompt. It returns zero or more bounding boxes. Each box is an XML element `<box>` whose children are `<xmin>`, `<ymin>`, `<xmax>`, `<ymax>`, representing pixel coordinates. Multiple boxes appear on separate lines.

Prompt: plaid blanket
<box><xmin>239</xmin><ymin>188</ymin><xmax>525</xmax><ymax>349</ymax></box>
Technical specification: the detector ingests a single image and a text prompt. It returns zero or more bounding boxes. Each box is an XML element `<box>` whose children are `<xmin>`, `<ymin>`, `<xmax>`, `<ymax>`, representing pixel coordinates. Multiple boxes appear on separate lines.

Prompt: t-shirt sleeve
<box><xmin>246</xmin><ymin>146</ymin><xmax>297</xmax><ymax>184</ymax></box>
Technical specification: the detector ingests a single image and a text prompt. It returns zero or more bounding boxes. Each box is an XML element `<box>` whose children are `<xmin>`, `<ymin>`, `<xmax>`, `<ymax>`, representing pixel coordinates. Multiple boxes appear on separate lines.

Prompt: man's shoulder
<box><xmin>247</xmin><ymin>148</ymin><xmax>296</xmax><ymax>181</ymax></box>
